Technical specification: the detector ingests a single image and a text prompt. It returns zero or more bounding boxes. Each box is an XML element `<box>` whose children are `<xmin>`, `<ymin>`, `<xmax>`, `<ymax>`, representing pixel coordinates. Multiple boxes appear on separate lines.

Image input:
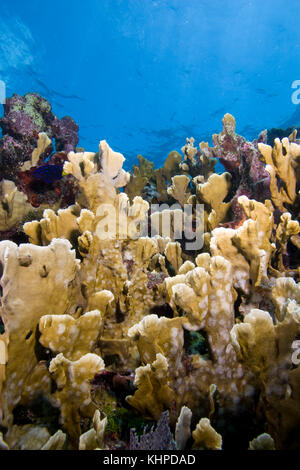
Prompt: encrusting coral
<box><xmin>0</xmin><ymin>100</ymin><xmax>300</xmax><ymax>450</ymax></box>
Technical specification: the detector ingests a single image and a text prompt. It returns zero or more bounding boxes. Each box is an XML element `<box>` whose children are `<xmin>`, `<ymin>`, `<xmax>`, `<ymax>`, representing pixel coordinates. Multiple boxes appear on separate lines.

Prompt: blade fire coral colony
<box><xmin>0</xmin><ymin>95</ymin><xmax>300</xmax><ymax>450</ymax></box>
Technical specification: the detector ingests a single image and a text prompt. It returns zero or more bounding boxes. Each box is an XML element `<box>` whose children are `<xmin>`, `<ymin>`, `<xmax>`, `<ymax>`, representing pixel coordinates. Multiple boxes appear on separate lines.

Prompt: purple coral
<box><xmin>1</xmin><ymin>110</ymin><xmax>40</xmax><ymax>139</ymax></box>
<box><xmin>130</xmin><ymin>411</ymin><xmax>177</xmax><ymax>450</ymax></box>
<box><xmin>147</xmin><ymin>271</ymin><xmax>167</xmax><ymax>289</ymax></box>
<box><xmin>209</xmin><ymin>118</ymin><xmax>270</xmax><ymax>227</ymax></box>
<box><xmin>51</xmin><ymin>115</ymin><xmax>79</xmax><ymax>154</ymax></box>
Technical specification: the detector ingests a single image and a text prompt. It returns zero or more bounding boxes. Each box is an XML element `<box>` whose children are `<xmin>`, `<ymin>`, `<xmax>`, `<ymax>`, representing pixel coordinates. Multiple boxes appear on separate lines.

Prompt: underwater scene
<box><xmin>0</xmin><ymin>0</ymin><xmax>300</xmax><ymax>452</ymax></box>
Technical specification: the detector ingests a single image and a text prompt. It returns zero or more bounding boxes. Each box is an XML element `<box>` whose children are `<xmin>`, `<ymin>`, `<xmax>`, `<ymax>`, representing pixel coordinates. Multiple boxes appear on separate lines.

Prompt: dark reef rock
<box><xmin>209</xmin><ymin>115</ymin><xmax>271</xmax><ymax>227</ymax></box>
<box><xmin>0</xmin><ymin>92</ymin><xmax>79</xmax><ymax>181</ymax></box>
<box><xmin>52</xmin><ymin>115</ymin><xmax>79</xmax><ymax>154</ymax></box>
<box><xmin>267</xmin><ymin>127</ymin><xmax>300</xmax><ymax>146</ymax></box>
<box><xmin>0</xmin><ymin>92</ymin><xmax>79</xmax><ymax>214</ymax></box>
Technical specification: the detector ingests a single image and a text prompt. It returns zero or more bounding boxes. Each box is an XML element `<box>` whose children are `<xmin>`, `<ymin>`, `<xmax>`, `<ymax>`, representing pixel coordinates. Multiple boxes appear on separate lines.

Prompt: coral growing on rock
<box><xmin>0</xmin><ymin>93</ymin><xmax>79</xmax><ymax>180</ymax></box>
<box><xmin>0</xmin><ymin>107</ymin><xmax>300</xmax><ymax>450</ymax></box>
<box><xmin>0</xmin><ymin>93</ymin><xmax>79</xmax><ymax>241</ymax></box>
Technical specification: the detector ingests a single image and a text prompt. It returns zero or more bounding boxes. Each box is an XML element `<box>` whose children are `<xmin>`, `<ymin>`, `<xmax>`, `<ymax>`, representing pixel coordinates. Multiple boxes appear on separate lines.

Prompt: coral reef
<box><xmin>0</xmin><ymin>106</ymin><xmax>300</xmax><ymax>450</ymax></box>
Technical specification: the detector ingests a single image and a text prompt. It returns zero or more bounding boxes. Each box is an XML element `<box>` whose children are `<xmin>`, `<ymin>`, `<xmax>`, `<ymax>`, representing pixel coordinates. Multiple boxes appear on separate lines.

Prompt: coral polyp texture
<box><xmin>0</xmin><ymin>99</ymin><xmax>300</xmax><ymax>450</ymax></box>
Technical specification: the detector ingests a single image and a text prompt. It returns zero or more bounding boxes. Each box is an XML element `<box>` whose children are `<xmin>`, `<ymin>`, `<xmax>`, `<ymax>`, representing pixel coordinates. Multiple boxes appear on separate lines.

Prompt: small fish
<box><xmin>33</xmin><ymin>164</ymin><xmax>63</xmax><ymax>184</ymax></box>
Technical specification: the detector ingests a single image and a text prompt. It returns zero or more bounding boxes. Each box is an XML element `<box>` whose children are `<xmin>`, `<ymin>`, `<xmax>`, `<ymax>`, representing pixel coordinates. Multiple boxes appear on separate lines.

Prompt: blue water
<box><xmin>1</xmin><ymin>0</ymin><xmax>300</xmax><ymax>169</ymax></box>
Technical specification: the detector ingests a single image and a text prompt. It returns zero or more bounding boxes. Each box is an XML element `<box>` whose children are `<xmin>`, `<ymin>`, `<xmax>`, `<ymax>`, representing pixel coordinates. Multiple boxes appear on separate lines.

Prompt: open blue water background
<box><xmin>1</xmin><ymin>0</ymin><xmax>300</xmax><ymax>169</ymax></box>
